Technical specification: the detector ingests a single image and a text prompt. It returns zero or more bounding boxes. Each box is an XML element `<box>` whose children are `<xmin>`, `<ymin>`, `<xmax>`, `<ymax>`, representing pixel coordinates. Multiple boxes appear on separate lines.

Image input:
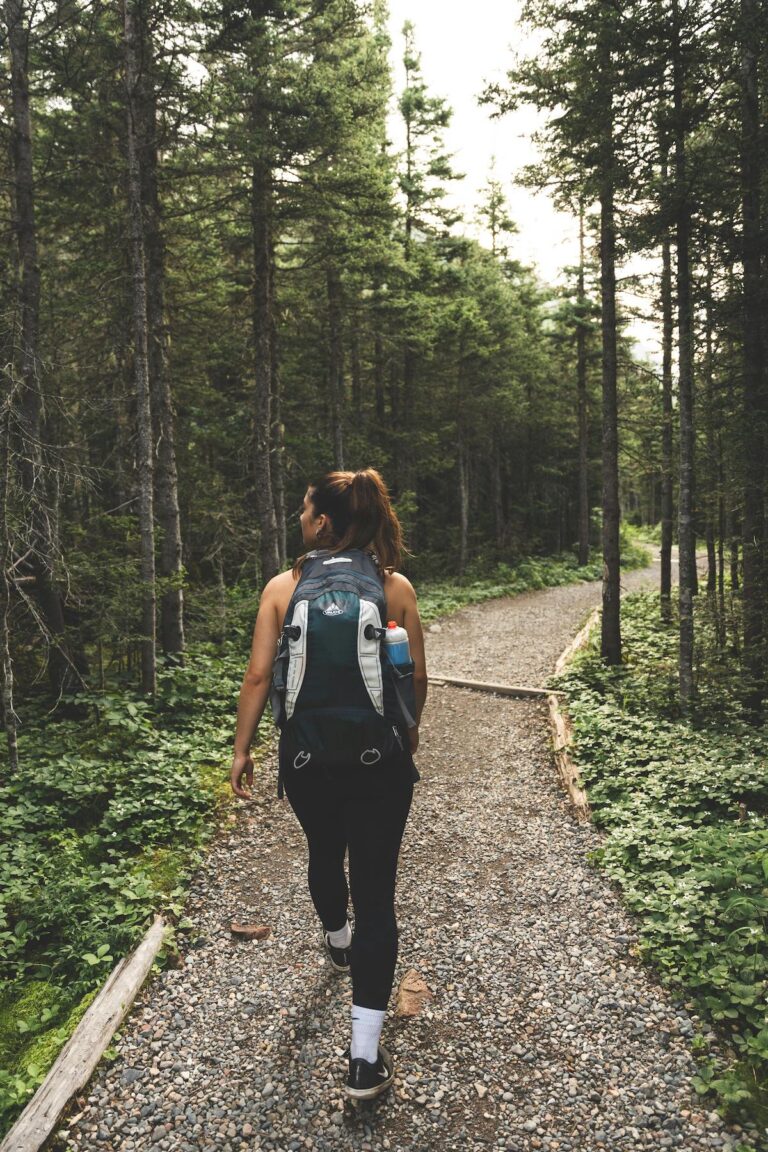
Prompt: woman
<box><xmin>230</xmin><ymin>469</ymin><xmax>428</xmax><ymax>1101</ymax></box>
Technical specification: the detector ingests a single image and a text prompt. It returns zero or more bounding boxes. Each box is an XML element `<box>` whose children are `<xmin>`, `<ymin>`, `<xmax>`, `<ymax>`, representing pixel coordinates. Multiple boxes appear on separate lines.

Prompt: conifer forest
<box><xmin>1</xmin><ymin>0</ymin><xmax>768</xmax><ymax>1139</ymax></box>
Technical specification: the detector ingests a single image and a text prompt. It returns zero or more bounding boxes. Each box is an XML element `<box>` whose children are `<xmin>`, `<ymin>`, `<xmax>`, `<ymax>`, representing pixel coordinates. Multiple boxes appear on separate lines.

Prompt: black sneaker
<box><xmin>345</xmin><ymin>1045</ymin><xmax>394</xmax><ymax>1100</ymax></box>
<box><xmin>323</xmin><ymin>930</ymin><xmax>351</xmax><ymax>974</ymax></box>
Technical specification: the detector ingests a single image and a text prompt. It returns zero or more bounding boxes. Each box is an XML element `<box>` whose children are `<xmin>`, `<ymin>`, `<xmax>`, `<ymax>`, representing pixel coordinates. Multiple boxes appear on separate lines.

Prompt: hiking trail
<box><xmin>51</xmin><ymin>551</ymin><xmax>758</xmax><ymax>1152</ymax></box>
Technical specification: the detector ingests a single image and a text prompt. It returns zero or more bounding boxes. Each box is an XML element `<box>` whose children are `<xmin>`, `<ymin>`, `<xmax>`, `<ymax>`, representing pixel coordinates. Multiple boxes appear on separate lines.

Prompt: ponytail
<box><xmin>293</xmin><ymin>468</ymin><xmax>405</xmax><ymax>575</ymax></box>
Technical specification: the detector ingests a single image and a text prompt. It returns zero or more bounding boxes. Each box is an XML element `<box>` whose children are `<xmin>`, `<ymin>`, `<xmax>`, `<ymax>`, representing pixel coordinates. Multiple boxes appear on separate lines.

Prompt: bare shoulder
<box><xmin>261</xmin><ymin>569</ymin><xmax>296</xmax><ymax>597</ymax></box>
<box><xmin>260</xmin><ymin>569</ymin><xmax>298</xmax><ymax>611</ymax></box>
<box><xmin>383</xmin><ymin>570</ymin><xmax>418</xmax><ymax>614</ymax></box>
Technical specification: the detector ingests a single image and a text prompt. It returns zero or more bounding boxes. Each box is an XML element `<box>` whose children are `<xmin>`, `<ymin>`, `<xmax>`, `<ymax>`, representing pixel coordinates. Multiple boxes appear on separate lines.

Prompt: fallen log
<box><xmin>430</xmin><ymin>674</ymin><xmax>563</xmax><ymax>698</ymax></box>
<box><xmin>547</xmin><ymin>693</ymin><xmax>591</xmax><ymax>824</ymax></box>
<box><xmin>547</xmin><ymin>607</ymin><xmax>598</xmax><ymax>824</ymax></box>
<box><xmin>554</xmin><ymin>606</ymin><xmax>599</xmax><ymax>675</ymax></box>
<box><xmin>1</xmin><ymin>914</ymin><xmax>167</xmax><ymax>1152</ymax></box>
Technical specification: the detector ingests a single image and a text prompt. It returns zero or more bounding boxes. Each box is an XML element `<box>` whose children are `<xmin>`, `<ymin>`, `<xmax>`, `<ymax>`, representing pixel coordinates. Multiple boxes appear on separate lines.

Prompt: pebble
<box><xmin>50</xmin><ymin>557</ymin><xmax>754</xmax><ymax>1152</ymax></box>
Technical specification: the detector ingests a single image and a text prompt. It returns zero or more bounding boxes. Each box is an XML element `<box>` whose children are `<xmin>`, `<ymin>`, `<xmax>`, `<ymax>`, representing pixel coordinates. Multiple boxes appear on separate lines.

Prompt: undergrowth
<box><xmin>0</xmin><ymin>650</ymin><xmax>268</xmax><ymax>1136</ymax></box>
<box><xmin>548</xmin><ymin>589</ymin><xmax>768</xmax><ymax>1135</ymax></box>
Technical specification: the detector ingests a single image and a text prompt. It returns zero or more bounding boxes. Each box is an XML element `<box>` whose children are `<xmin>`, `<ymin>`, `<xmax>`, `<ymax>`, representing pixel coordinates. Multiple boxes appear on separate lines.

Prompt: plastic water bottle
<box><xmin>383</xmin><ymin>620</ymin><xmax>410</xmax><ymax>665</ymax></box>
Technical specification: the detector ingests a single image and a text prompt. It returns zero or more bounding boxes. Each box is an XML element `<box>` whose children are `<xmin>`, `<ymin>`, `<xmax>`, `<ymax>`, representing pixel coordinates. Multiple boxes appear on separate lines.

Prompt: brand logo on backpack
<box><xmin>322</xmin><ymin>556</ymin><xmax>353</xmax><ymax>565</ymax></box>
<box><xmin>360</xmin><ymin>748</ymin><xmax>382</xmax><ymax>764</ymax></box>
<box><xmin>322</xmin><ymin>603</ymin><xmax>343</xmax><ymax>616</ymax></box>
<box><xmin>293</xmin><ymin>751</ymin><xmax>311</xmax><ymax>769</ymax></box>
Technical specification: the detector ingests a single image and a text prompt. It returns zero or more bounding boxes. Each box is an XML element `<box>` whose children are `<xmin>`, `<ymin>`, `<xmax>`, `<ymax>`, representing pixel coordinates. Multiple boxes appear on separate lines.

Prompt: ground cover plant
<box><xmin>548</xmin><ymin>590</ymin><xmax>768</xmax><ymax>1132</ymax></box>
<box><xmin>0</xmin><ymin>536</ymin><xmax>651</xmax><ymax>1136</ymax></box>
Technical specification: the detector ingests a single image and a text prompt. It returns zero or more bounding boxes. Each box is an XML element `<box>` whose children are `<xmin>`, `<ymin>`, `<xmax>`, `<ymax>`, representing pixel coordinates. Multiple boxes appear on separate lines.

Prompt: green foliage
<box><xmin>549</xmin><ymin>591</ymin><xmax>768</xmax><ymax>1125</ymax></box>
<box><xmin>0</xmin><ymin>984</ymin><xmax>98</xmax><ymax>1128</ymax></box>
<box><xmin>0</xmin><ymin>643</ymin><xmax>254</xmax><ymax>1134</ymax></box>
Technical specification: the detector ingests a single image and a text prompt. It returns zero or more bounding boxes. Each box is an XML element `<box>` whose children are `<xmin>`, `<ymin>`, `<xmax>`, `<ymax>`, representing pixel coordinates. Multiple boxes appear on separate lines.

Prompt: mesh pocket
<box><xmin>387</xmin><ymin>659</ymin><xmax>417</xmax><ymax>728</ymax></box>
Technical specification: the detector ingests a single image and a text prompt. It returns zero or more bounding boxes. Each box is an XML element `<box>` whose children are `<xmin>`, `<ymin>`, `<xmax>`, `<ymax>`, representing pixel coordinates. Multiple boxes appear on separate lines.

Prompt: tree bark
<box><xmin>0</xmin><ymin>389</ymin><xmax>18</xmax><ymax>777</ymax></box>
<box><xmin>5</xmin><ymin>0</ymin><xmax>89</xmax><ymax>699</ymax></box>
<box><xmin>660</xmin><ymin>224</ymin><xmax>674</xmax><ymax>622</ymax></box>
<box><xmin>374</xmin><ymin>327</ymin><xmax>386</xmax><ymax>425</ymax></box>
<box><xmin>492</xmin><ymin>435</ymin><xmax>505</xmax><ymax>551</ymax></box>
<box><xmin>326</xmin><ymin>261</ymin><xmax>345</xmax><ymax>470</ymax></box>
<box><xmin>597</xmin><ymin>27</ymin><xmax>621</xmax><ymax>666</ymax></box>
<box><xmin>577</xmin><ymin>197</ymin><xmax>590</xmax><ymax>567</ymax></box>
<box><xmin>270</xmin><ymin>285</ymin><xmax>287</xmax><ymax>571</ymax></box>
<box><xmin>457</xmin><ymin>348</ymin><xmax>469</xmax><ymax>576</ymax></box>
<box><xmin>136</xmin><ymin>13</ymin><xmax>185</xmax><ymax>663</ymax></box>
<box><xmin>703</xmin><ymin>255</ymin><xmax>718</xmax><ymax>597</ymax></box>
<box><xmin>672</xmin><ymin>0</ymin><xmax>696</xmax><ymax>710</ymax></box>
<box><xmin>739</xmin><ymin>0</ymin><xmax>766</xmax><ymax>717</ymax></box>
<box><xmin>351</xmin><ymin>323</ymin><xmax>362</xmax><ymax>421</ymax></box>
<box><xmin>123</xmin><ymin>0</ymin><xmax>157</xmax><ymax>696</ymax></box>
<box><xmin>250</xmin><ymin>142</ymin><xmax>279</xmax><ymax>583</ymax></box>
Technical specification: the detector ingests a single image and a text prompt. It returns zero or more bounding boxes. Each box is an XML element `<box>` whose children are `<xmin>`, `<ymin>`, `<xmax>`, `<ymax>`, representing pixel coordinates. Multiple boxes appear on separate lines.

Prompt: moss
<box><xmin>20</xmin><ymin>986</ymin><xmax>98</xmax><ymax>1075</ymax></box>
<box><xmin>198</xmin><ymin>759</ymin><xmax>236</xmax><ymax>809</ymax></box>
<box><xmin>0</xmin><ymin>980</ymin><xmax>65</xmax><ymax>1070</ymax></box>
<box><xmin>140</xmin><ymin>846</ymin><xmax>186</xmax><ymax>897</ymax></box>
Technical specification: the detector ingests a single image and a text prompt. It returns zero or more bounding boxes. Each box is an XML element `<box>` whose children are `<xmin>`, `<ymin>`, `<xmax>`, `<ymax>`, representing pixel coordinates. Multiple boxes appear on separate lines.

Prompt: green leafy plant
<box><xmin>549</xmin><ymin>590</ymin><xmax>768</xmax><ymax>1127</ymax></box>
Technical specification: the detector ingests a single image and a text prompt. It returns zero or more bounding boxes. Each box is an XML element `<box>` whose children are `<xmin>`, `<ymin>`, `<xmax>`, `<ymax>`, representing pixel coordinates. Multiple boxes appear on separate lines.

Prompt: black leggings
<box><xmin>280</xmin><ymin>736</ymin><xmax>415</xmax><ymax>1011</ymax></box>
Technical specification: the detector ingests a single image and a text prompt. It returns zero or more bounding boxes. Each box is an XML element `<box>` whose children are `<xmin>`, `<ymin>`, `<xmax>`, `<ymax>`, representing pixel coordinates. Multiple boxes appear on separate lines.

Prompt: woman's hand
<box><xmin>230</xmin><ymin>750</ymin><xmax>255</xmax><ymax>799</ymax></box>
<box><xmin>408</xmin><ymin>726</ymin><xmax>419</xmax><ymax>754</ymax></box>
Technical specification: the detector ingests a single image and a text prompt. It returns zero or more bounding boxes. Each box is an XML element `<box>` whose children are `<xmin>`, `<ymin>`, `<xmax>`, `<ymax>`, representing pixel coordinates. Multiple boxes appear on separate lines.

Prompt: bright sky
<box><xmin>385</xmin><ymin>0</ymin><xmax>660</xmax><ymax>362</ymax></box>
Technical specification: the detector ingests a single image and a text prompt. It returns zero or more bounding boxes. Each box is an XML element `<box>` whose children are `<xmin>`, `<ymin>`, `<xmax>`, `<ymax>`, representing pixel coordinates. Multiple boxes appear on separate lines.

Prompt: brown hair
<box><xmin>292</xmin><ymin>469</ymin><xmax>405</xmax><ymax>576</ymax></box>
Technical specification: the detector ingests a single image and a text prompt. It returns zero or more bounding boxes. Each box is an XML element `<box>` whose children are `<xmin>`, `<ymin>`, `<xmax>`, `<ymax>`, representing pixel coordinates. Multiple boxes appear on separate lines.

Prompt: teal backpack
<box><xmin>270</xmin><ymin>548</ymin><xmax>415</xmax><ymax>792</ymax></box>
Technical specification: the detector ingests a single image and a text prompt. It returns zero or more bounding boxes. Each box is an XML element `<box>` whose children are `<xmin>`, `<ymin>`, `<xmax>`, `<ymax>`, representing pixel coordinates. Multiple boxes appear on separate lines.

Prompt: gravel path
<box><xmin>50</xmin><ymin>554</ymin><xmax>762</xmax><ymax>1152</ymax></box>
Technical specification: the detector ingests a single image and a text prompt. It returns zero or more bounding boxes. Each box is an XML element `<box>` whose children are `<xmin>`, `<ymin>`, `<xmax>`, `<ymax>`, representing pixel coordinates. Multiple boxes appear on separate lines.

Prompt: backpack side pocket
<box><xmin>270</xmin><ymin>633</ymin><xmax>289</xmax><ymax>729</ymax></box>
<box><xmin>387</xmin><ymin>659</ymin><xmax>417</xmax><ymax>729</ymax></box>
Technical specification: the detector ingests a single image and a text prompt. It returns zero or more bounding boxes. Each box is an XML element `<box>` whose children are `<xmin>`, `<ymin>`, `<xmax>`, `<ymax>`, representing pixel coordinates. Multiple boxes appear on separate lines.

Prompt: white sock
<box><xmin>327</xmin><ymin>920</ymin><xmax>352</xmax><ymax>948</ymax></box>
<box><xmin>350</xmin><ymin>1005</ymin><xmax>385</xmax><ymax>1063</ymax></box>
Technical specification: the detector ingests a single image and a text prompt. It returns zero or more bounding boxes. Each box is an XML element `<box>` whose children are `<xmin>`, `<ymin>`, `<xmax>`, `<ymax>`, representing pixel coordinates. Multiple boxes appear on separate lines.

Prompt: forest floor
<box><xmin>50</xmin><ymin>549</ymin><xmax>761</xmax><ymax>1152</ymax></box>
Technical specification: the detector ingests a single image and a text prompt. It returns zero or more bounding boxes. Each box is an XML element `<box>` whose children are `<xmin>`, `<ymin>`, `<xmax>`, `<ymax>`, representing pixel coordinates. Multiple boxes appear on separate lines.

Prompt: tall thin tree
<box><xmin>123</xmin><ymin>0</ymin><xmax>157</xmax><ymax>695</ymax></box>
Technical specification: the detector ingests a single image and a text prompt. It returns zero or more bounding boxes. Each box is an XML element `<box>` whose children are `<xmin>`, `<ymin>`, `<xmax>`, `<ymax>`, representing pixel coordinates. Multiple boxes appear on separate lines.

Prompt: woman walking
<box><xmin>230</xmin><ymin>469</ymin><xmax>428</xmax><ymax>1100</ymax></box>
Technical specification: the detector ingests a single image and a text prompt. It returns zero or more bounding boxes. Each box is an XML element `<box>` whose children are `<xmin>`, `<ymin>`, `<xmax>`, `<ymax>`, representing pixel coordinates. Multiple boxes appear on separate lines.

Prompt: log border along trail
<box><xmin>44</xmin><ymin>548</ymin><xmax>754</xmax><ymax>1152</ymax></box>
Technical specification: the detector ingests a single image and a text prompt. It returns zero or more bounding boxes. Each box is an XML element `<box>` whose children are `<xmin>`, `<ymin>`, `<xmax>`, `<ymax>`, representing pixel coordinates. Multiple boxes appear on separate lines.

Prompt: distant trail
<box><xmin>424</xmin><ymin>547</ymin><xmax>689</xmax><ymax>687</ymax></box>
<box><xmin>53</xmin><ymin>548</ymin><xmax>751</xmax><ymax>1152</ymax></box>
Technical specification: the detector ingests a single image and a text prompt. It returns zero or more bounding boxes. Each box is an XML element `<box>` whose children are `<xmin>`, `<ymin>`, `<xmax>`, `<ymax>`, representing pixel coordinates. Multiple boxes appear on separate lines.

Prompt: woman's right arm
<box><xmin>230</xmin><ymin>576</ymin><xmax>283</xmax><ymax>798</ymax></box>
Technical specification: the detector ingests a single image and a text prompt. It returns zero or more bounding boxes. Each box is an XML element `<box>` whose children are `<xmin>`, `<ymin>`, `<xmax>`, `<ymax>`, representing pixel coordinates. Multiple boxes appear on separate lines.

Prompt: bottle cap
<box><xmin>387</xmin><ymin>620</ymin><xmax>398</xmax><ymax>628</ymax></box>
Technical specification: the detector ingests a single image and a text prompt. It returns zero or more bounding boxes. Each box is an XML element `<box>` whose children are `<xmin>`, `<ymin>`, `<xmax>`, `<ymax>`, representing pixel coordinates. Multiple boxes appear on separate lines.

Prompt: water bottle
<box><xmin>383</xmin><ymin>620</ymin><xmax>410</xmax><ymax>665</ymax></box>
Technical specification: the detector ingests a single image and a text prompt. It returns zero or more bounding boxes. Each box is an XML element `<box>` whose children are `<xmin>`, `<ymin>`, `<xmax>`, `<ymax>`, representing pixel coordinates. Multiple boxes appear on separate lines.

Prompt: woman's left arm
<box><xmin>399</xmin><ymin>576</ymin><xmax>427</xmax><ymax>754</ymax></box>
<box><xmin>230</xmin><ymin>578</ymin><xmax>281</xmax><ymax>799</ymax></box>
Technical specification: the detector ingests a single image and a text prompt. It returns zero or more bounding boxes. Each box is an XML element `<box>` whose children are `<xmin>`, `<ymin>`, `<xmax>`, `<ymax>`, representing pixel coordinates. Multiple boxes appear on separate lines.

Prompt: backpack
<box><xmin>269</xmin><ymin>548</ymin><xmax>415</xmax><ymax>785</ymax></box>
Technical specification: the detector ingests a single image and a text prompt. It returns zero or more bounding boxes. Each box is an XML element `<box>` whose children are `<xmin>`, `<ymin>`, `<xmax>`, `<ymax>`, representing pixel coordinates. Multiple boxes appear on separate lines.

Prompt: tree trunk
<box><xmin>0</xmin><ymin>391</ymin><xmax>18</xmax><ymax>778</ymax></box>
<box><xmin>270</xmin><ymin>333</ymin><xmax>287</xmax><ymax>571</ymax></box>
<box><xmin>577</xmin><ymin>197</ymin><xmax>590</xmax><ymax>567</ymax></box>
<box><xmin>597</xmin><ymin>29</ymin><xmax>621</xmax><ymax>666</ymax></box>
<box><xmin>492</xmin><ymin>436</ymin><xmax>505</xmax><ymax>550</ymax></box>
<box><xmin>250</xmin><ymin>143</ymin><xmax>279</xmax><ymax>583</ymax></box>
<box><xmin>136</xmin><ymin>20</ymin><xmax>185</xmax><ymax>664</ymax></box>
<box><xmin>374</xmin><ymin>327</ymin><xmax>386</xmax><ymax>425</ymax></box>
<box><xmin>717</xmin><ymin>428</ymin><xmax>726</xmax><ymax>645</ymax></box>
<box><xmin>123</xmin><ymin>0</ymin><xmax>157</xmax><ymax>696</ymax></box>
<box><xmin>326</xmin><ymin>261</ymin><xmax>345</xmax><ymax>469</ymax></box>
<box><xmin>351</xmin><ymin>324</ymin><xmax>362</xmax><ymax>421</ymax></box>
<box><xmin>269</xmin><ymin>234</ymin><xmax>286</xmax><ymax>570</ymax></box>
<box><xmin>458</xmin><ymin>429</ymin><xmax>469</xmax><ymax>577</ymax></box>
<box><xmin>673</xmin><ymin>0</ymin><xmax>696</xmax><ymax>710</ymax></box>
<box><xmin>703</xmin><ymin>256</ymin><xmax>718</xmax><ymax>596</ymax></box>
<box><xmin>5</xmin><ymin>0</ymin><xmax>88</xmax><ymax>699</ymax></box>
<box><xmin>660</xmin><ymin>226</ymin><xmax>674</xmax><ymax>622</ymax></box>
<box><xmin>739</xmin><ymin>0</ymin><xmax>766</xmax><ymax>717</ymax></box>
